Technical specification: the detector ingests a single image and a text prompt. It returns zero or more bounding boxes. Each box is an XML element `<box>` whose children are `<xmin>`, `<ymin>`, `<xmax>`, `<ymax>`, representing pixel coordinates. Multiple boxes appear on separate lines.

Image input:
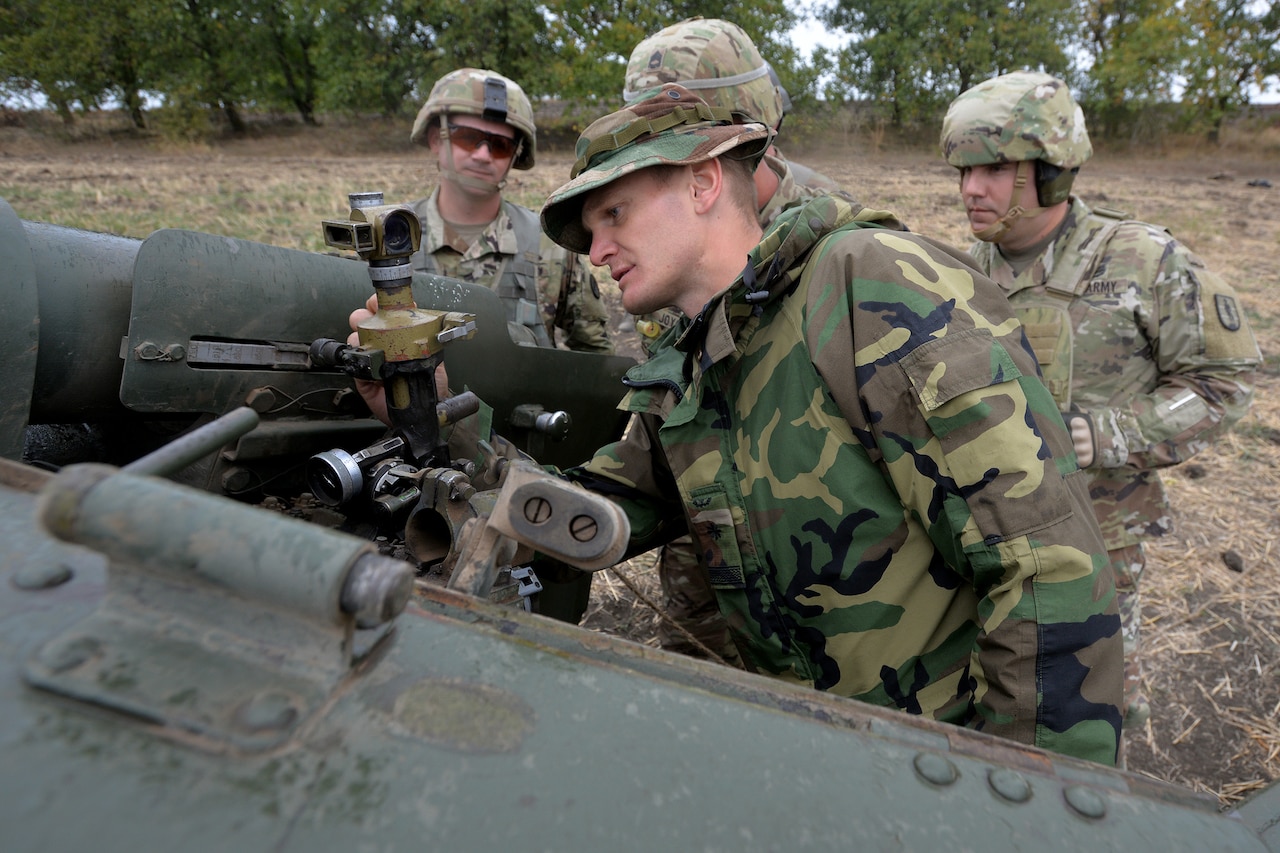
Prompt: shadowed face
<box><xmin>959</xmin><ymin>161</ymin><xmax>1061</xmax><ymax>251</ymax></box>
<box><xmin>581</xmin><ymin>166</ymin><xmax>704</xmax><ymax>317</ymax></box>
<box><xmin>429</xmin><ymin>114</ymin><xmax>517</xmax><ymax>196</ymax></box>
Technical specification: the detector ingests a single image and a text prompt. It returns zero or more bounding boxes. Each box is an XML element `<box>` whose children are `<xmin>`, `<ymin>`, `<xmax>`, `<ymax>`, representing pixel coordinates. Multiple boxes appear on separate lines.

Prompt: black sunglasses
<box><xmin>446</xmin><ymin>124</ymin><xmax>518</xmax><ymax>159</ymax></box>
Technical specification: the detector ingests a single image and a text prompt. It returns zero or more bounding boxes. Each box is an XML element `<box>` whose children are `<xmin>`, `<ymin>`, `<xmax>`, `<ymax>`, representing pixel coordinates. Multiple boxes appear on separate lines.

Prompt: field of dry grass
<box><xmin>2</xmin><ymin>115</ymin><xmax>1278</xmax><ymax>806</ymax></box>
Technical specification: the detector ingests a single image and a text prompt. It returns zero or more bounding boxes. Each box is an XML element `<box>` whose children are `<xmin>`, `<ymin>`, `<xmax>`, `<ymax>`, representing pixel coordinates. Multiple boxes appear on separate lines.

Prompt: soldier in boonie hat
<box><xmin>527</xmin><ymin>77</ymin><xmax>1125</xmax><ymax>766</ymax></box>
<box><xmin>541</xmin><ymin>83</ymin><xmax>772</xmax><ymax>256</ymax></box>
<box><xmin>615</xmin><ymin>23</ymin><xmax>856</xmax><ymax>669</ymax></box>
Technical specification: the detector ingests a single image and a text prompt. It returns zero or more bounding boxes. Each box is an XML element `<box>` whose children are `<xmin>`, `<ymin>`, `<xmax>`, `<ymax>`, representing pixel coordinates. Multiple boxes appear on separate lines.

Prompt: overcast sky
<box><xmin>790</xmin><ymin>8</ymin><xmax>844</xmax><ymax>60</ymax></box>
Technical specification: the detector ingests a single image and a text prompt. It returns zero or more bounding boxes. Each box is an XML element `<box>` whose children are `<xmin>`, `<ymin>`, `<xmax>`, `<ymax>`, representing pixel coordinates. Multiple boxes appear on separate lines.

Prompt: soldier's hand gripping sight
<box><xmin>309</xmin><ymin>191</ymin><xmax>478</xmax><ymax>516</ymax></box>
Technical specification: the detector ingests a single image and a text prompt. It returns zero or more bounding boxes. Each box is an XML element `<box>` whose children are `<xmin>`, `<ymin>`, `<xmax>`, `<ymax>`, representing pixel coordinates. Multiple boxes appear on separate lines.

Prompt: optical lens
<box><xmin>382</xmin><ymin>212</ymin><xmax>413</xmax><ymax>255</ymax></box>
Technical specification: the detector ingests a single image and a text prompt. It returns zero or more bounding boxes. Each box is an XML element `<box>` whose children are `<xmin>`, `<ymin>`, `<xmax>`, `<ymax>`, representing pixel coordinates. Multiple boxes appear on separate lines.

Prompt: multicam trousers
<box><xmin>1110</xmin><ymin>542</ymin><xmax>1150</xmax><ymax>729</ymax></box>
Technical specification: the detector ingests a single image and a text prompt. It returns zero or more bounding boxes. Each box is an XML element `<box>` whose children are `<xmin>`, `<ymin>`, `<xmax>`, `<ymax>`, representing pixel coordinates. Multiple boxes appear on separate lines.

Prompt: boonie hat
<box><xmin>541</xmin><ymin>84</ymin><xmax>771</xmax><ymax>254</ymax></box>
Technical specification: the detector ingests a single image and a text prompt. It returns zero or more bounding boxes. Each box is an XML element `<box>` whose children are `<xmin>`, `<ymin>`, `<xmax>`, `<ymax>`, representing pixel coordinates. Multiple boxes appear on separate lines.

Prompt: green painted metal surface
<box><xmin>120</xmin><ymin>228</ymin><xmax>632</xmax><ymax>469</ymax></box>
<box><xmin>0</xmin><ymin>458</ymin><xmax>1275</xmax><ymax>851</ymax></box>
<box><xmin>0</xmin><ymin>200</ymin><xmax>39</xmax><ymax>455</ymax></box>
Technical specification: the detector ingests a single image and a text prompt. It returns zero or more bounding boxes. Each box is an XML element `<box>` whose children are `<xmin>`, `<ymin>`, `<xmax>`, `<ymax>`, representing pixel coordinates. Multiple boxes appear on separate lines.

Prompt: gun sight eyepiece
<box><xmin>322</xmin><ymin>193</ymin><xmax>421</xmax><ymax>262</ymax></box>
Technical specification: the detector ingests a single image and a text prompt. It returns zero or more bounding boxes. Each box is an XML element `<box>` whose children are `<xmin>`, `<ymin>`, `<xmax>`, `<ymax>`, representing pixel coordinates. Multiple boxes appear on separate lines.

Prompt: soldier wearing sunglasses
<box><xmin>407</xmin><ymin>68</ymin><xmax>614</xmax><ymax>353</ymax></box>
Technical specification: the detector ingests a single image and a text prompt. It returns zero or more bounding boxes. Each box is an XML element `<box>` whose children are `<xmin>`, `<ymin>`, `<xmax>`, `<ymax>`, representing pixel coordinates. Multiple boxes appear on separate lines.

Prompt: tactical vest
<box><xmin>416</xmin><ymin>202</ymin><xmax>554</xmax><ymax>348</ymax></box>
<box><xmin>977</xmin><ymin>208</ymin><xmax>1127</xmax><ymax>409</ymax></box>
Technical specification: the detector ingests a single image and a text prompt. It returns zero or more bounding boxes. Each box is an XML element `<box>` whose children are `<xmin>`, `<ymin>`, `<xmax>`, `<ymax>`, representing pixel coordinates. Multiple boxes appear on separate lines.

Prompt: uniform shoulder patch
<box><xmin>1215</xmin><ymin>294</ymin><xmax>1242</xmax><ymax>332</ymax></box>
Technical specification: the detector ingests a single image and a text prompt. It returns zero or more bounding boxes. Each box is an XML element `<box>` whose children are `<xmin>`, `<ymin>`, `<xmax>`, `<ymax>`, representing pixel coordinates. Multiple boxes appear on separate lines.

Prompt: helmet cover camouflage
<box><xmin>410</xmin><ymin>68</ymin><xmax>537</xmax><ymax>170</ymax></box>
<box><xmin>541</xmin><ymin>84</ymin><xmax>772</xmax><ymax>254</ymax></box>
<box><xmin>941</xmin><ymin>71</ymin><xmax>1092</xmax><ymax>171</ymax></box>
<box><xmin>623</xmin><ymin>17</ymin><xmax>785</xmax><ymax>130</ymax></box>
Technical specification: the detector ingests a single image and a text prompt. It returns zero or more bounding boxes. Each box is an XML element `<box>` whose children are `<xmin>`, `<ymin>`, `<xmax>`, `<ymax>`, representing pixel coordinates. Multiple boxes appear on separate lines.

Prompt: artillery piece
<box><xmin>1</xmin><ymin>196</ymin><xmax>1277</xmax><ymax>850</ymax></box>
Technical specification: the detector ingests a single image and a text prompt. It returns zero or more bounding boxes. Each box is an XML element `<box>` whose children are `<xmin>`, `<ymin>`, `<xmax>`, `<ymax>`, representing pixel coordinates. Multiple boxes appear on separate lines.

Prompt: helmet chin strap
<box><xmin>437</xmin><ymin>115</ymin><xmax>508</xmax><ymax>194</ymax></box>
<box><xmin>973</xmin><ymin>160</ymin><xmax>1045</xmax><ymax>243</ymax></box>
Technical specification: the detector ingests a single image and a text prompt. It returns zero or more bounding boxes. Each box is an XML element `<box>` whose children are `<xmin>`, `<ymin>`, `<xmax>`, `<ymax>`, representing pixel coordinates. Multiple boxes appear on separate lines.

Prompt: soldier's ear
<box><xmin>688</xmin><ymin>159</ymin><xmax>723</xmax><ymax>213</ymax></box>
<box><xmin>425</xmin><ymin>125</ymin><xmax>441</xmax><ymax>153</ymax></box>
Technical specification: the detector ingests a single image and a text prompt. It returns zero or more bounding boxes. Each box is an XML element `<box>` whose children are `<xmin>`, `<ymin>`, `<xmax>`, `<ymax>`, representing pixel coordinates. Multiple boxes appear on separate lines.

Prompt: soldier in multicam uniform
<box><xmin>940</xmin><ymin>72</ymin><xmax>1260</xmax><ymax>738</ymax></box>
<box><xmin>353</xmin><ymin>69</ymin><xmax>614</xmax><ymax>623</ymax></box>
<box><xmin>620</xmin><ymin>18</ymin><xmax>889</xmax><ymax>664</ymax></box>
<box><xmin>407</xmin><ymin>68</ymin><xmax>613</xmax><ymax>353</ymax></box>
<box><xmin>538</xmin><ymin>83</ymin><xmax>1124</xmax><ymax>764</ymax></box>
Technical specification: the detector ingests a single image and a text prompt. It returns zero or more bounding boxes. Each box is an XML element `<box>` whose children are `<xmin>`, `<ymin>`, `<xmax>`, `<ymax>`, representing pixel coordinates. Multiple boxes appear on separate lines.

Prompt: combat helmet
<box><xmin>942</xmin><ymin>71</ymin><xmax>1090</xmax><ymax>205</ymax></box>
<box><xmin>940</xmin><ymin>71</ymin><xmax>1091</xmax><ymax>241</ymax></box>
<box><xmin>623</xmin><ymin>18</ymin><xmax>785</xmax><ymax>130</ymax></box>
<box><xmin>410</xmin><ymin>68</ymin><xmax>537</xmax><ymax>171</ymax></box>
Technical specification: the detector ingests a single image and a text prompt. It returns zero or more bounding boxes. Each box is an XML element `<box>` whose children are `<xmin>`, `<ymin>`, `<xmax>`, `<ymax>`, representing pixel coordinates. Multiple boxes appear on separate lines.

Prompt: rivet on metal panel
<box><xmin>235</xmin><ymin>691</ymin><xmax>299</xmax><ymax>733</ymax></box>
<box><xmin>40</xmin><ymin>636</ymin><xmax>101</xmax><ymax>674</ymax></box>
<box><xmin>1063</xmin><ymin>785</ymin><xmax>1108</xmax><ymax>819</ymax></box>
<box><xmin>913</xmin><ymin>752</ymin><xmax>959</xmax><ymax>786</ymax></box>
<box><xmin>13</xmin><ymin>562</ymin><xmax>73</xmax><ymax>590</ymax></box>
<box><xmin>988</xmin><ymin>767</ymin><xmax>1033</xmax><ymax>803</ymax></box>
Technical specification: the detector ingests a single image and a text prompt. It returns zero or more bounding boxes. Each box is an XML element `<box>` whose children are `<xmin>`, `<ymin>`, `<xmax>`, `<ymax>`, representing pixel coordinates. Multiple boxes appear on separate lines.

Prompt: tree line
<box><xmin>1</xmin><ymin>0</ymin><xmax>1277</xmax><ymax>142</ymax></box>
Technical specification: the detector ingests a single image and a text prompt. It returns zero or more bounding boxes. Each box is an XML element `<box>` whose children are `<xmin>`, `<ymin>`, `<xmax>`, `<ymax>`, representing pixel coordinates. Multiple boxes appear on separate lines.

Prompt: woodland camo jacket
<box><xmin>566</xmin><ymin>195</ymin><xmax>1124</xmax><ymax>764</ymax></box>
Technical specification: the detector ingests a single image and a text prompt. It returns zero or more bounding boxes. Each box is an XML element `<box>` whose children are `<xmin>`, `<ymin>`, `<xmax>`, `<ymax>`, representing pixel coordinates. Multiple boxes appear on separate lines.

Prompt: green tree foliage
<box><xmin>431</xmin><ymin>0</ymin><xmax>553</xmax><ymax>94</ymax></box>
<box><xmin>1076</xmin><ymin>0</ymin><xmax>1187</xmax><ymax>139</ymax></box>
<box><xmin>0</xmin><ymin>0</ymin><xmax>155</xmax><ymax>127</ymax></box>
<box><xmin>1181</xmin><ymin>0</ymin><xmax>1280</xmax><ymax>141</ymax></box>
<box><xmin>541</xmin><ymin>1</ymin><xmax>799</xmax><ymax>105</ymax></box>
<box><xmin>2</xmin><ymin>0</ymin><xmax>1277</xmax><ymax>140</ymax></box>
<box><xmin>250</xmin><ymin>0</ymin><xmax>325</xmax><ymax>126</ymax></box>
<box><xmin>314</xmin><ymin>0</ymin><xmax>445</xmax><ymax>117</ymax></box>
<box><xmin>312</xmin><ymin>0</ymin><xmax>590</xmax><ymax>118</ymax></box>
<box><xmin>144</xmin><ymin>0</ymin><xmax>259</xmax><ymax>133</ymax></box>
<box><xmin>818</xmin><ymin>0</ymin><xmax>1074</xmax><ymax>126</ymax></box>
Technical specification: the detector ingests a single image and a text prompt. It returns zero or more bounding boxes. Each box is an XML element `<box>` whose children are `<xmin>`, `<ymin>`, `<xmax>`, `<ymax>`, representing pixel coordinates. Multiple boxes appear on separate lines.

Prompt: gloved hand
<box><xmin>1061</xmin><ymin>410</ymin><xmax>1096</xmax><ymax>469</ymax></box>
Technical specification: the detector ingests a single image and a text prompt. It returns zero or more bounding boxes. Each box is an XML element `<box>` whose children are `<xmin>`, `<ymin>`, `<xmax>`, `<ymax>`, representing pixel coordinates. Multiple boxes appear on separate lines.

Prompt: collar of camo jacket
<box><xmin>670</xmin><ymin>195</ymin><xmax>902</xmax><ymax>365</ymax></box>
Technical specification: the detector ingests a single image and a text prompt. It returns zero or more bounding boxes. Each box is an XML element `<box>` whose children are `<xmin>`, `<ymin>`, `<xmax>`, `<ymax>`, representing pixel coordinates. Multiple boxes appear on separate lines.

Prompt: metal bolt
<box><xmin>523</xmin><ymin>496</ymin><xmax>552</xmax><ymax>524</ymax></box>
<box><xmin>569</xmin><ymin>514</ymin><xmax>598</xmax><ymax>542</ymax></box>
<box><xmin>220</xmin><ymin>466</ymin><xmax>254</xmax><ymax>494</ymax></box>
<box><xmin>1063</xmin><ymin>785</ymin><xmax>1107</xmax><ymax>819</ymax></box>
<box><xmin>40</xmin><ymin>636</ymin><xmax>101</xmax><ymax>674</ymax></box>
<box><xmin>341</xmin><ymin>553</ymin><xmax>414</xmax><ymax>629</ymax></box>
<box><xmin>13</xmin><ymin>562</ymin><xmax>73</xmax><ymax>590</ymax></box>
<box><xmin>912</xmin><ymin>752</ymin><xmax>959</xmax><ymax>787</ymax></box>
<box><xmin>988</xmin><ymin>768</ymin><xmax>1032</xmax><ymax>803</ymax></box>
<box><xmin>235</xmin><ymin>691</ymin><xmax>299</xmax><ymax>733</ymax></box>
